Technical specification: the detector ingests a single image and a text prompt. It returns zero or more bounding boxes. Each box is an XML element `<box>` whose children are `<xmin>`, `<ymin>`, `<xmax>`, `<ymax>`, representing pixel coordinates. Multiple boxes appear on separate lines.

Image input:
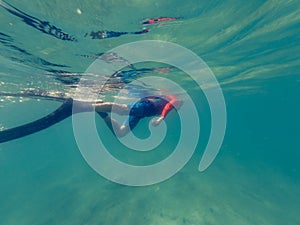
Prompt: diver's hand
<box><xmin>151</xmin><ymin>116</ymin><xmax>164</xmax><ymax>126</ymax></box>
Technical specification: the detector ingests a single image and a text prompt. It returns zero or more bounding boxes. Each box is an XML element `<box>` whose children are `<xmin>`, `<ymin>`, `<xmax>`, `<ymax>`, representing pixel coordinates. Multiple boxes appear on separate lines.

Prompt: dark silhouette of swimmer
<box><xmin>142</xmin><ymin>17</ymin><xmax>180</xmax><ymax>25</ymax></box>
<box><xmin>0</xmin><ymin>92</ymin><xmax>180</xmax><ymax>143</ymax></box>
<box><xmin>112</xmin><ymin>66</ymin><xmax>172</xmax><ymax>79</ymax></box>
<box><xmin>86</xmin><ymin>28</ymin><xmax>150</xmax><ymax>39</ymax></box>
<box><xmin>0</xmin><ymin>0</ymin><xmax>77</xmax><ymax>41</ymax></box>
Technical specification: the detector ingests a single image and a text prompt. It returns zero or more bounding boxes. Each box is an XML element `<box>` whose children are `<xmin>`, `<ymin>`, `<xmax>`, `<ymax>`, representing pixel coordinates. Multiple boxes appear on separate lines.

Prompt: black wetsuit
<box><xmin>124</xmin><ymin>96</ymin><xmax>169</xmax><ymax>129</ymax></box>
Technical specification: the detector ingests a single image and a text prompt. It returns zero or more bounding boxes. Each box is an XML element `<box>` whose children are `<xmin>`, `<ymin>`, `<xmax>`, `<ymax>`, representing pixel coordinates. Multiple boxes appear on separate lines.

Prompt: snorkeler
<box><xmin>142</xmin><ymin>17</ymin><xmax>180</xmax><ymax>25</ymax></box>
<box><xmin>86</xmin><ymin>28</ymin><xmax>150</xmax><ymax>39</ymax></box>
<box><xmin>0</xmin><ymin>0</ymin><xmax>77</xmax><ymax>41</ymax></box>
<box><xmin>93</xmin><ymin>94</ymin><xmax>181</xmax><ymax>137</ymax></box>
<box><xmin>0</xmin><ymin>92</ymin><xmax>180</xmax><ymax>143</ymax></box>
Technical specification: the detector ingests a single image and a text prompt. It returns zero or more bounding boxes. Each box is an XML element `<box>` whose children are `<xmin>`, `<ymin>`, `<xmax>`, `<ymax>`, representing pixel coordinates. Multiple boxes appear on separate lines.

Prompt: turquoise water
<box><xmin>1</xmin><ymin>0</ymin><xmax>300</xmax><ymax>224</ymax></box>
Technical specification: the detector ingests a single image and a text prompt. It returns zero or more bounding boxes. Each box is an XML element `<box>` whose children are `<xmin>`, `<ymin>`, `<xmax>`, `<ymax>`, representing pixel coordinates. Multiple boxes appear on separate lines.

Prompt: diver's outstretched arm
<box><xmin>0</xmin><ymin>98</ymin><xmax>73</xmax><ymax>143</ymax></box>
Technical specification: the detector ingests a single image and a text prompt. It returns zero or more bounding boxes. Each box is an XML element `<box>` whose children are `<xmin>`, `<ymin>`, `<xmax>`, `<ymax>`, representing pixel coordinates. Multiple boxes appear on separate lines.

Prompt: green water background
<box><xmin>0</xmin><ymin>0</ymin><xmax>299</xmax><ymax>224</ymax></box>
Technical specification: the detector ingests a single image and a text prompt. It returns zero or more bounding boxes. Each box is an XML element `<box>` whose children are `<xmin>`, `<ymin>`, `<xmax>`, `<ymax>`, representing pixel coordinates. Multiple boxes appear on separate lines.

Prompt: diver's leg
<box><xmin>101</xmin><ymin>115</ymin><xmax>130</xmax><ymax>138</ymax></box>
<box><xmin>99</xmin><ymin>113</ymin><xmax>142</xmax><ymax>138</ymax></box>
<box><xmin>94</xmin><ymin>102</ymin><xmax>130</xmax><ymax>115</ymax></box>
